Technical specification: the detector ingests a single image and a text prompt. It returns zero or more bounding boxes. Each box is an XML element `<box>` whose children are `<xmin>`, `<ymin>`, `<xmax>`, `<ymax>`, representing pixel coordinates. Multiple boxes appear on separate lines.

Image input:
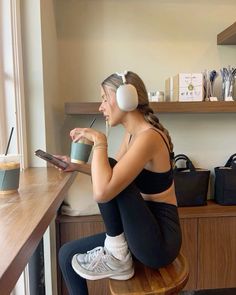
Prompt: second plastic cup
<box><xmin>0</xmin><ymin>154</ymin><xmax>20</xmax><ymax>195</ymax></box>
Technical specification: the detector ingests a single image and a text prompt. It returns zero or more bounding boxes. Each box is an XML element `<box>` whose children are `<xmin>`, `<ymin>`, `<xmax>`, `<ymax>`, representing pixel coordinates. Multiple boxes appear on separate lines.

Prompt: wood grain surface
<box><xmin>0</xmin><ymin>168</ymin><xmax>77</xmax><ymax>295</ymax></box>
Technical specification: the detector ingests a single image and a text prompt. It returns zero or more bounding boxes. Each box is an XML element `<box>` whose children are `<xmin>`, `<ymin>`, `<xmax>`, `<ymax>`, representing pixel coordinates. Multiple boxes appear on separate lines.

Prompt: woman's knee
<box><xmin>58</xmin><ymin>242</ymin><xmax>73</xmax><ymax>267</ymax></box>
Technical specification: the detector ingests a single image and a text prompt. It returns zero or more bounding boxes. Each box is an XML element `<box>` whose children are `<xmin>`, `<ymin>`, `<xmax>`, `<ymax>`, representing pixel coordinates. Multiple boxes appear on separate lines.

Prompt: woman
<box><xmin>58</xmin><ymin>71</ymin><xmax>182</xmax><ymax>295</ymax></box>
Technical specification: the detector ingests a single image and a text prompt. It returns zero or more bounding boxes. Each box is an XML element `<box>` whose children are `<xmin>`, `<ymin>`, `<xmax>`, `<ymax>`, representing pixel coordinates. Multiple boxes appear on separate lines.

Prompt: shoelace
<box><xmin>87</xmin><ymin>248</ymin><xmax>112</xmax><ymax>271</ymax></box>
<box><xmin>83</xmin><ymin>246</ymin><xmax>104</xmax><ymax>264</ymax></box>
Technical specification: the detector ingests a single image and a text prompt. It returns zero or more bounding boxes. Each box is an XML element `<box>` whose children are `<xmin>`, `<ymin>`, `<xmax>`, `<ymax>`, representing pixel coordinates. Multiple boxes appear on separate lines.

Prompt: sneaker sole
<box><xmin>71</xmin><ymin>255</ymin><xmax>134</xmax><ymax>281</ymax></box>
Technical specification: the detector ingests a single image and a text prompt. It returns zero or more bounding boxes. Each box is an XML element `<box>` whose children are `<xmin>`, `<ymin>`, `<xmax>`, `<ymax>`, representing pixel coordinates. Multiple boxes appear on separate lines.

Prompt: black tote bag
<box><xmin>214</xmin><ymin>153</ymin><xmax>236</xmax><ymax>205</ymax></box>
<box><xmin>173</xmin><ymin>154</ymin><xmax>210</xmax><ymax>207</ymax></box>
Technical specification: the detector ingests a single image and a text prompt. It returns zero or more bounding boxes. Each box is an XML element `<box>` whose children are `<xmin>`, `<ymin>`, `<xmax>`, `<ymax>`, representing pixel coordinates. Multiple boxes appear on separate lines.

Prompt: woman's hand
<box><xmin>53</xmin><ymin>155</ymin><xmax>79</xmax><ymax>172</ymax></box>
<box><xmin>70</xmin><ymin>127</ymin><xmax>107</xmax><ymax>145</ymax></box>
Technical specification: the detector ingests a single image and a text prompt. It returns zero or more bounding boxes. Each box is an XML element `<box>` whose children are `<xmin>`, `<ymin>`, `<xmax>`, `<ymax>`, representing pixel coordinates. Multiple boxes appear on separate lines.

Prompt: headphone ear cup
<box><xmin>116</xmin><ymin>84</ymin><xmax>138</xmax><ymax>111</ymax></box>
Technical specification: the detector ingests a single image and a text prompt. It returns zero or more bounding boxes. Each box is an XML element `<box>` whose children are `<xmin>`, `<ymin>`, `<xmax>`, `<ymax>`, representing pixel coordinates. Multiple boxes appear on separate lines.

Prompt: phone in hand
<box><xmin>35</xmin><ymin>149</ymin><xmax>69</xmax><ymax>170</ymax></box>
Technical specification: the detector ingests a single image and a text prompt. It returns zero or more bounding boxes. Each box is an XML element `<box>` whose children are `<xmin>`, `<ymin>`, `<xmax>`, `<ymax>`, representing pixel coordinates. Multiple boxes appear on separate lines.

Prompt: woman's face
<box><xmin>99</xmin><ymin>86</ymin><xmax>124</xmax><ymax>126</ymax></box>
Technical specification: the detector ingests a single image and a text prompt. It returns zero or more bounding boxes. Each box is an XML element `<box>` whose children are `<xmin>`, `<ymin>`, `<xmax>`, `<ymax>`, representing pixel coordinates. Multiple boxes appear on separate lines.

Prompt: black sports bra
<box><xmin>130</xmin><ymin>128</ymin><xmax>174</xmax><ymax>194</ymax></box>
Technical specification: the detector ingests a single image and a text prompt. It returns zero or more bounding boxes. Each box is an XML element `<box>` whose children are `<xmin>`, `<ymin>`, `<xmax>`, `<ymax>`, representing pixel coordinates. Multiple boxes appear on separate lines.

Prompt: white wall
<box><xmin>21</xmin><ymin>0</ymin><xmax>46</xmax><ymax>166</ymax></box>
<box><xmin>21</xmin><ymin>0</ymin><xmax>64</xmax><ymax>166</ymax></box>
<box><xmin>20</xmin><ymin>1</ymin><xmax>61</xmax><ymax>294</ymax></box>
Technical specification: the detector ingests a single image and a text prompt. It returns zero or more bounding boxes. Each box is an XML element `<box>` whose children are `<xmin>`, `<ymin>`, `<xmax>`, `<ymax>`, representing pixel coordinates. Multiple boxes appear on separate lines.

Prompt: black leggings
<box><xmin>59</xmin><ymin>158</ymin><xmax>182</xmax><ymax>295</ymax></box>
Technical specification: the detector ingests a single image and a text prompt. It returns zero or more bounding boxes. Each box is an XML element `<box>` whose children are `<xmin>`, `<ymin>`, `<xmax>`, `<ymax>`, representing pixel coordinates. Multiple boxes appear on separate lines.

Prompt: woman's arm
<box><xmin>54</xmin><ymin>155</ymin><xmax>91</xmax><ymax>175</ymax></box>
<box><xmin>67</xmin><ymin>163</ymin><xmax>91</xmax><ymax>175</ymax></box>
<box><xmin>92</xmin><ymin>132</ymin><xmax>154</xmax><ymax>202</ymax></box>
<box><xmin>69</xmin><ymin>128</ymin><xmax>159</xmax><ymax>203</ymax></box>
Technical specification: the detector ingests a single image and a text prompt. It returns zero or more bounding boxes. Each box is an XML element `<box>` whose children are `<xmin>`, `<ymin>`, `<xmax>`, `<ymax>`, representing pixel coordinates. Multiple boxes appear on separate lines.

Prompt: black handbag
<box><xmin>214</xmin><ymin>153</ymin><xmax>236</xmax><ymax>205</ymax></box>
<box><xmin>173</xmin><ymin>154</ymin><xmax>210</xmax><ymax>207</ymax></box>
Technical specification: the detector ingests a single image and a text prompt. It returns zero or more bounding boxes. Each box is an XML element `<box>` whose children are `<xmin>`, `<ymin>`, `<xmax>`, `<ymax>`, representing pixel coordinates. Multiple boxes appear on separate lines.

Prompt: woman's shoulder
<box><xmin>137</xmin><ymin>127</ymin><xmax>167</xmax><ymax>141</ymax></box>
<box><xmin>134</xmin><ymin>127</ymin><xmax>170</xmax><ymax>152</ymax></box>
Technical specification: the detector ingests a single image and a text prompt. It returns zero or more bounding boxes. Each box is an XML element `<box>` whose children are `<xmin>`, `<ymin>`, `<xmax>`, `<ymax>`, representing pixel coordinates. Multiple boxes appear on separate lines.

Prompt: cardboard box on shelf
<box><xmin>173</xmin><ymin>73</ymin><xmax>203</xmax><ymax>102</ymax></box>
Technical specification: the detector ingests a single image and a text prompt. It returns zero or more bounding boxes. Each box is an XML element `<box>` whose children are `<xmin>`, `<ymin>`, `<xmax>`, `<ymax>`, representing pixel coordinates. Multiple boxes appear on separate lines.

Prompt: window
<box><xmin>0</xmin><ymin>0</ymin><xmax>28</xmax><ymax>294</ymax></box>
<box><xmin>0</xmin><ymin>0</ymin><xmax>27</xmax><ymax>168</ymax></box>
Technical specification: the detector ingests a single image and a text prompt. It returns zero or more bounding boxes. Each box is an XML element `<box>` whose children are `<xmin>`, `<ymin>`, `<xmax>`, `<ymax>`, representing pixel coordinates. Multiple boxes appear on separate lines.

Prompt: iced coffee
<box><xmin>0</xmin><ymin>155</ymin><xmax>20</xmax><ymax>194</ymax></box>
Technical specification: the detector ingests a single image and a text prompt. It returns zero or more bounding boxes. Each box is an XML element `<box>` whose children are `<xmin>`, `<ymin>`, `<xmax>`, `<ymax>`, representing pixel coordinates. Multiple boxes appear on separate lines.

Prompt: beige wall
<box><xmin>55</xmin><ymin>0</ymin><xmax>236</xmax><ymax>100</ymax></box>
<box><xmin>21</xmin><ymin>0</ymin><xmax>236</xmax><ymax>197</ymax></box>
<box><xmin>55</xmin><ymin>0</ymin><xmax>236</xmax><ymax>197</ymax></box>
<box><xmin>41</xmin><ymin>0</ymin><xmax>63</xmax><ymax>154</ymax></box>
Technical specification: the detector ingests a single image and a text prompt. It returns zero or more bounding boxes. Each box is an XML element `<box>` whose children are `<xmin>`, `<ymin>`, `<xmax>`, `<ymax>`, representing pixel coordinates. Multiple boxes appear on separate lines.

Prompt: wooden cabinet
<box><xmin>198</xmin><ymin>217</ymin><xmax>236</xmax><ymax>289</ymax></box>
<box><xmin>56</xmin><ymin>216</ymin><xmax>109</xmax><ymax>295</ymax></box>
<box><xmin>180</xmin><ymin>218</ymin><xmax>198</xmax><ymax>290</ymax></box>
<box><xmin>56</xmin><ymin>202</ymin><xmax>236</xmax><ymax>294</ymax></box>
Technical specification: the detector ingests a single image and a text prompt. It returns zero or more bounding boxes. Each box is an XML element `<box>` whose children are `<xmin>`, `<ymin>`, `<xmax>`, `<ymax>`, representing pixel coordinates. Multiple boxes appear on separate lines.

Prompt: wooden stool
<box><xmin>109</xmin><ymin>252</ymin><xmax>189</xmax><ymax>295</ymax></box>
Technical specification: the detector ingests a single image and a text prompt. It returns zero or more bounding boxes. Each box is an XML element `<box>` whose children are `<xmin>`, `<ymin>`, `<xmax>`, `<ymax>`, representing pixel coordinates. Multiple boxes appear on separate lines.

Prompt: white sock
<box><xmin>104</xmin><ymin>232</ymin><xmax>129</xmax><ymax>260</ymax></box>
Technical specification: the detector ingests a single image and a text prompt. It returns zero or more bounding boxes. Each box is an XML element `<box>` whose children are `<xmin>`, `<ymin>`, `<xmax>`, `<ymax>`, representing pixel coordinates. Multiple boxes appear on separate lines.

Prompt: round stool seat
<box><xmin>109</xmin><ymin>252</ymin><xmax>189</xmax><ymax>295</ymax></box>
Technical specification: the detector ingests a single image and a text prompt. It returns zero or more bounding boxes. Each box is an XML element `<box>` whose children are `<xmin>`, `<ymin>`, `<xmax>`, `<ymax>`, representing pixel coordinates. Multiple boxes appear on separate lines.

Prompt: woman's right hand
<box><xmin>53</xmin><ymin>155</ymin><xmax>79</xmax><ymax>172</ymax></box>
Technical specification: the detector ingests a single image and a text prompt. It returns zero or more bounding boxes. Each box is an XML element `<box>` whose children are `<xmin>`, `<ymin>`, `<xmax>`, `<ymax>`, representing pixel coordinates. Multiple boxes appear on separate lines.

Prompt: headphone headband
<box><xmin>116</xmin><ymin>71</ymin><xmax>128</xmax><ymax>84</ymax></box>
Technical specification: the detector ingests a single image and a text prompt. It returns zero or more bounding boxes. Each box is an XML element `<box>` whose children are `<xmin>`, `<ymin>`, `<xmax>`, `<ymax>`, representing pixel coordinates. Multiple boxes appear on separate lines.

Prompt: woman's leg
<box><xmin>59</xmin><ymin>232</ymin><xmax>105</xmax><ymax>295</ymax></box>
<box><xmin>67</xmin><ymin>157</ymin><xmax>181</xmax><ymax>287</ymax></box>
<box><xmin>98</xmin><ymin>158</ymin><xmax>181</xmax><ymax>268</ymax></box>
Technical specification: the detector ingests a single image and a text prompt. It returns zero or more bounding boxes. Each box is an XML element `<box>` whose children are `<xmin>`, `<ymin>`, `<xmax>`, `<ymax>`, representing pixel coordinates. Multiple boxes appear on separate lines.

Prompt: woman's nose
<box><xmin>99</xmin><ymin>102</ymin><xmax>103</xmax><ymax>112</ymax></box>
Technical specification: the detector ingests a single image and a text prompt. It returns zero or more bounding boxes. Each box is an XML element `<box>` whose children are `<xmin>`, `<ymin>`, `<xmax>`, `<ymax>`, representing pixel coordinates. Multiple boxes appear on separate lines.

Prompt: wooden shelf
<box><xmin>65</xmin><ymin>101</ymin><xmax>236</xmax><ymax>114</ymax></box>
<box><xmin>217</xmin><ymin>22</ymin><xmax>236</xmax><ymax>45</ymax></box>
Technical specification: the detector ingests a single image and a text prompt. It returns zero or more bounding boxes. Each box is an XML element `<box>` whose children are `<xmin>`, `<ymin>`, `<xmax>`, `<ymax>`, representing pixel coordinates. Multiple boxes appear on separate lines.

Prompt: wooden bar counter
<box><xmin>0</xmin><ymin>168</ymin><xmax>77</xmax><ymax>295</ymax></box>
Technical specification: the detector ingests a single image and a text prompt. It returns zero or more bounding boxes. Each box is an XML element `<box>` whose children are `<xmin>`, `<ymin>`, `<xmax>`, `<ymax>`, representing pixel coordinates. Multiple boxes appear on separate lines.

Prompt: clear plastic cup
<box><xmin>0</xmin><ymin>154</ymin><xmax>20</xmax><ymax>195</ymax></box>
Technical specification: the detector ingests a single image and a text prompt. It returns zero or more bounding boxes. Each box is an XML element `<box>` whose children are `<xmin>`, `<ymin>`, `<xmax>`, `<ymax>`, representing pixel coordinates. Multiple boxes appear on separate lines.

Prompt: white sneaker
<box><xmin>76</xmin><ymin>246</ymin><xmax>104</xmax><ymax>264</ymax></box>
<box><xmin>71</xmin><ymin>247</ymin><xmax>134</xmax><ymax>280</ymax></box>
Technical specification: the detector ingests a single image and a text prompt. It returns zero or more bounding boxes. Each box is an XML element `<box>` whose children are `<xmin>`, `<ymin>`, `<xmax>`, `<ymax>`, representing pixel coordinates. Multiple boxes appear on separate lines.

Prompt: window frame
<box><xmin>0</xmin><ymin>0</ymin><xmax>28</xmax><ymax>168</ymax></box>
<box><xmin>0</xmin><ymin>0</ymin><xmax>29</xmax><ymax>293</ymax></box>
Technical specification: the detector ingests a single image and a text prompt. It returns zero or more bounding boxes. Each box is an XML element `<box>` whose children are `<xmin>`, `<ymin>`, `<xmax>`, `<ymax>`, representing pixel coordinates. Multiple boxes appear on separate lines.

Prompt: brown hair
<box><xmin>102</xmin><ymin>71</ymin><xmax>173</xmax><ymax>152</ymax></box>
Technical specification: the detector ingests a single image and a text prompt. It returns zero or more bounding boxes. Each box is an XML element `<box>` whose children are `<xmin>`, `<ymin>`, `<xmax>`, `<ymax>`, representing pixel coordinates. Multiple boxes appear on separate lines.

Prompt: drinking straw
<box><xmin>5</xmin><ymin>127</ymin><xmax>14</xmax><ymax>156</ymax></box>
<box><xmin>106</xmin><ymin>120</ymin><xmax>110</xmax><ymax>138</ymax></box>
<box><xmin>89</xmin><ymin>118</ymin><xmax>96</xmax><ymax>128</ymax></box>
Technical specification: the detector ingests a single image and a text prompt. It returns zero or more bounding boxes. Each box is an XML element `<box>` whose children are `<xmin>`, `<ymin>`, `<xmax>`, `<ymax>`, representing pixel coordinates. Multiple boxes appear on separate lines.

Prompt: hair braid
<box><xmin>138</xmin><ymin>105</ymin><xmax>174</xmax><ymax>152</ymax></box>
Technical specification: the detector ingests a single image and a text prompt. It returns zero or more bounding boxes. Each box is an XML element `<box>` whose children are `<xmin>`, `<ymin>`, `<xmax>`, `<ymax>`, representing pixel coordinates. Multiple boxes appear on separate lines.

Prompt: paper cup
<box><xmin>70</xmin><ymin>140</ymin><xmax>93</xmax><ymax>164</ymax></box>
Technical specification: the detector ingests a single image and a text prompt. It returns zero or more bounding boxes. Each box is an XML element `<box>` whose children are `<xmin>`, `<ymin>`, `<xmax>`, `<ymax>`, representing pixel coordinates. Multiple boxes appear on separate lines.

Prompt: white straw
<box><xmin>106</xmin><ymin>120</ymin><xmax>110</xmax><ymax>138</ymax></box>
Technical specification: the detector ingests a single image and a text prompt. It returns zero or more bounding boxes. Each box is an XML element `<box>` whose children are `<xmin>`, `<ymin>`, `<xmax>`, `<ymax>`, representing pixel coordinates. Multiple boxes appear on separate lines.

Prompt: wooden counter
<box><xmin>0</xmin><ymin>168</ymin><xmax>77</xmax><ymax>295</ymax></box>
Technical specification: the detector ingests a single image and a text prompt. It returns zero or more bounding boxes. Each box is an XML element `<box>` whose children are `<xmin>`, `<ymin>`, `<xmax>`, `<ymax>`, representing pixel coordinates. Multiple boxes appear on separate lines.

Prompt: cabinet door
<box><xmin>180</xmin><ymin>218</ymin><xmax>198</xmax><ymax>290</ymax></box>
<box><xmin>198</xmin><ymin>217</ymin><xmax>236</xmax><ymax>289</ymax></box>
<box><xmin>58</xmin><ymin>218</ymin><xmax>109</xmax><ymax>295</ymax></box>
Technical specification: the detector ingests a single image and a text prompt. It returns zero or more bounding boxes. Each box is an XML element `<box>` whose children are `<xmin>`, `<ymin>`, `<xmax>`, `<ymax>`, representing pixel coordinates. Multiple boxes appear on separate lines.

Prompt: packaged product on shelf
<box><xmin>173</xmin><ymin>73</ymin><xmax>204</xmax><ymax>102</ymax></box>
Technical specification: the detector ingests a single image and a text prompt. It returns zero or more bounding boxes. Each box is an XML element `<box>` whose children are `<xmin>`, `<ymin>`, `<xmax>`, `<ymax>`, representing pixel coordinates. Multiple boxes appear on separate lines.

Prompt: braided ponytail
<box><xmin>138</xmin><ymin>105</ymin><xmax>174</xmax><ymax>152</ymax></box>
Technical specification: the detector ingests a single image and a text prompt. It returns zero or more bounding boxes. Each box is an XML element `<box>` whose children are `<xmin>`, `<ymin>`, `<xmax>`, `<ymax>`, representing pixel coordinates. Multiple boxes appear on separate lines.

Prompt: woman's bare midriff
<box><xmin>141</xmin><ymin>183</ymin><xmax>177</xmax><ymax>206</ymax></box>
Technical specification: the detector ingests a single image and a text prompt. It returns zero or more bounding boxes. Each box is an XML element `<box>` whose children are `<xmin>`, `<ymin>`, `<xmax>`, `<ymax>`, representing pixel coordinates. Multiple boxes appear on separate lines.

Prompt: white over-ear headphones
<box><xmin>116</xmin><ymin>71</ymin><xmax>138</xmax><ymax>111</ymax></box>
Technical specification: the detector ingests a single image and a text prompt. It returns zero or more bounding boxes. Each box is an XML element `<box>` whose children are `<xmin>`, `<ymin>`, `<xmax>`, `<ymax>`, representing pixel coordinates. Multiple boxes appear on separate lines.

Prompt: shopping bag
<box><xmin>174</xmin><ymin>154</ymin><xmax>210</xmax><ymax>207</ymax></box>
<box><xmin>214</xmin><ymin>153</ymin><xmax>236</xmax><ymax>205</ymax></box>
